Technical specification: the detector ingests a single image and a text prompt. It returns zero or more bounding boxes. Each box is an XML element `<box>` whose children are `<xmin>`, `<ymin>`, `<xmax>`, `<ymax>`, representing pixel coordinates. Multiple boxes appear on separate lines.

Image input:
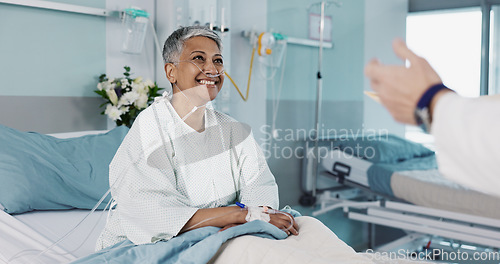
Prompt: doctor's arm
<box><xmin>364</xmin><ymin>38</ymin><xmax>500</xmax><ymax>196</ymax></box>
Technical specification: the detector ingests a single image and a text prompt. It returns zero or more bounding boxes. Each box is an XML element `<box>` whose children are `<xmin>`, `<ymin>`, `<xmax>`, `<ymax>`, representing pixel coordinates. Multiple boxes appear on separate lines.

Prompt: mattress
<box><xmin>0</xmin><ymin>209</ymin><xmax>106</xmax><ymax>264</ymax></box>
<box><xmin>321</xmin><ymin>150</ymin><xmax>500</xmax><ymax>220</ymax></box>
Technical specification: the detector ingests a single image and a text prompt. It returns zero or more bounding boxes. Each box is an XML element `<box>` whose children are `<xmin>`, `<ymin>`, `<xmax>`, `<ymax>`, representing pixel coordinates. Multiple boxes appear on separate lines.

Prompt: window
<box><xmin>405</xmin><ymin>8</ymin><xmax>485</xmax><ymax>145</ymax></box>
<box><xmin>490</xmin><ymin>6</ymin><xmax>500</xmax><ymax>95</ymax></box>
<box><xmin>406</xmin><ymin>8</ymin><xmax>482</xmax><ymax>98</ymax></box>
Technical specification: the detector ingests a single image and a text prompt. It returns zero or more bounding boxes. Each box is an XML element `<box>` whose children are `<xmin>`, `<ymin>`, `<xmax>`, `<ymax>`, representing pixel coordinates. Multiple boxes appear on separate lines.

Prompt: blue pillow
<box><xmin>333</xmin><ymin>134</ymin><xmax>434</xmax><ymax>163</ymax></box>
<box><xmin>0</xmin><ymin>124</ymin><xmax>128</xmax><ymax>214</ymax></box>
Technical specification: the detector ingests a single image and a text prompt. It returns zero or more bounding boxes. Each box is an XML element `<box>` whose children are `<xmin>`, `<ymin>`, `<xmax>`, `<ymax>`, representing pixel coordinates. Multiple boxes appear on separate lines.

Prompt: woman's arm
<box><xmin>181</xmin><ymin>205</ymin><xmax>299</xmax><ymax>235</ymax></box>
<box><xmin>179</xmin><ymin>206</ymin><xmax>246</xmax><ymax>233</ymax></box>
<box><xmin>231</xmin><ymin>130</ymin><xmax>298</xmax><ymax>235</ymax></box>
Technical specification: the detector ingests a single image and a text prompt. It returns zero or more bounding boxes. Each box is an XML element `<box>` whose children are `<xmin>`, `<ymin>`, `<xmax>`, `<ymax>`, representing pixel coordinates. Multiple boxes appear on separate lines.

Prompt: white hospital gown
<box><xmin>96</xmin><ymin>95</ymin><xmax>278</xmax><ymax>250</ymax></box>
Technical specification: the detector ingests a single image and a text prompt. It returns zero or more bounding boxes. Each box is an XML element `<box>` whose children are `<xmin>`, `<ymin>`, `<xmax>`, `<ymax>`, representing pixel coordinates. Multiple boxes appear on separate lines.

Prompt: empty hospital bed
<box><xmin>301</xmin><ymin>134</ymin><xmax>500</xmax><ymax>251</ymax></box>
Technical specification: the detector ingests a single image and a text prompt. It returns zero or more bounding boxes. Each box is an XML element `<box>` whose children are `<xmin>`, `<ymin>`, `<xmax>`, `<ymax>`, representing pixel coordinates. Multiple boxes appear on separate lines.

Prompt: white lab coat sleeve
<box><xmin>235</xmin><ymin>131</ymin><xmax>279</xmax><ymax>209</ymax></box>
<box><xmin>109</xmin><ymin>109</ymin><xmax>197</xmax><ymax>245</ymax></box>
<box><xmin>431</xmin><ymin>92</ymin><xmax>500</xmax><ymax>197</ymax></box>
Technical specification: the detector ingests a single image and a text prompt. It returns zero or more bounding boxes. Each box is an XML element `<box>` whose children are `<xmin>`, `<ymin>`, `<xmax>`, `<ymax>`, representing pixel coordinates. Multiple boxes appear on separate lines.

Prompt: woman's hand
<box><xmin>218</xmin><ymin>210</ymin><xmax>299</xmax><ymax>236</ymax></box>
<box><xmin>269</xmin><ymin>211</ymin><xmax>299</xmax><ymax>236</ymax></box>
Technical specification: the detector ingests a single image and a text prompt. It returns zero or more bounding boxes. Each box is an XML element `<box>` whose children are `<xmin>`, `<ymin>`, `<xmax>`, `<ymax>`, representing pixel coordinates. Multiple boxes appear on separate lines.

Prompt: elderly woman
<box><xmin>95</xmin><ymin>26</ymin><xmax>298</xmax><ymax>251</ymax></box>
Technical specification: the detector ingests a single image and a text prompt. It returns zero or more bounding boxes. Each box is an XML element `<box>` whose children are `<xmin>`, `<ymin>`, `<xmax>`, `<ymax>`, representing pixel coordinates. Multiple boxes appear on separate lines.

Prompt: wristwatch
<box><xmin>414</xmin><ymin>107</ymin><xmax>432</xmax><ymax>133</ymax></box>
<box><xmin>414</xmin><ymin>83</ymin><xmax>450</xmax><ymax>133</ymax></box>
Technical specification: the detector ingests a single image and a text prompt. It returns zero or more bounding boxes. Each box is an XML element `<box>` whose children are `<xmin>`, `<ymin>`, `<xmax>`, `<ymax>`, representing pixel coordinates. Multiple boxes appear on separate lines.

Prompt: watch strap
<box><xmin>414</xmin><ymin>83</ymin><xmax>450</xmax><ymax>133</ymax></box>
<box><xmin>417</xmin><ymin>83</ymin><xmax>449</xmax><ymax>110</ymax></box>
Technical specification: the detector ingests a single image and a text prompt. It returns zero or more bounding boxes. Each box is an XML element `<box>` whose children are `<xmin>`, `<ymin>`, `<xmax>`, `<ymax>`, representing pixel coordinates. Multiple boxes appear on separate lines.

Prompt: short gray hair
<box><xmin>162</xmin><ymin>26</ymin><xmax>222</xmax><ymax>64</ymax></box>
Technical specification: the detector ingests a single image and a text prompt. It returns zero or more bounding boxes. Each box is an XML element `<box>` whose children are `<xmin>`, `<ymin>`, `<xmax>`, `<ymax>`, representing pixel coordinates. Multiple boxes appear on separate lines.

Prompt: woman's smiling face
<box><xmin>169</xmin><ymin>36</ymin><xmax>224</xmax><ymax>101</ymax></box>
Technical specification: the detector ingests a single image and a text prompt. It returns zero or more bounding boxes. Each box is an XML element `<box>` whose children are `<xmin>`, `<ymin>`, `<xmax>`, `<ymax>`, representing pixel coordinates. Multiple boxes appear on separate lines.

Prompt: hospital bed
<box><xmin>0</xmin><ymin>127</ymin><xmax>119</xmax><ymax>264</ymax></box>
<box><xmin>301</xmin><ymin>135</ymin><xmax>500</xmax><ymax>253</ymax></box>
<box><xmin>1</xmin><ymin>124</ymin><xmax>422</xmax><ymax>264</ymax></box>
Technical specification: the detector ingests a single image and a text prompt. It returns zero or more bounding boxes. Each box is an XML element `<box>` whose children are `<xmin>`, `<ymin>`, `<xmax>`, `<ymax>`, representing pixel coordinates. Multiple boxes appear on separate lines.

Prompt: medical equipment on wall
<box><xmin>256</xmin><ymin>32</ymin><xmax>287</xmax><ymax>80</ymax></box>
<box><xmin>223</xmin><ymin>30</ymin><xmax>258</xmax><ymax>102</ymax></box>
<box><xmin>225</xmin><ymin>31</ymin><xmax>288</xmax><ymax>103</ymax></box>
<box><xmin>119</xmin><ymin>6</ymin><xmax>163</xmax><ymax>63</ymax></box>
<box><xmin>189</xmin><ymin>5</ymin><xmax>230</xmax><ymax>33</ymax></box>
<box><xmin>121</xmin><ymin>8</ymin><xmax>150</xmax><ymax>54</ymax></box>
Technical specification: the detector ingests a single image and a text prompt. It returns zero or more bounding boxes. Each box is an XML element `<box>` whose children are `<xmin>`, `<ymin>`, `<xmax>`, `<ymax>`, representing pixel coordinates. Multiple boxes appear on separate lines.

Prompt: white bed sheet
<box><xmin>0</xmin><ymin>209</ymin><xmax>105</xmax><ymax>264</ymax></box>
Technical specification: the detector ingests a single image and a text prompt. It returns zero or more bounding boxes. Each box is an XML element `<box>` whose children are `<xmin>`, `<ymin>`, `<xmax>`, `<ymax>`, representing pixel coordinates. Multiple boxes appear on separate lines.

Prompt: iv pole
<box><xmin>309</xmin><ymin>0</ymin><xmax>341</xmax><ymax>204</ymax></box>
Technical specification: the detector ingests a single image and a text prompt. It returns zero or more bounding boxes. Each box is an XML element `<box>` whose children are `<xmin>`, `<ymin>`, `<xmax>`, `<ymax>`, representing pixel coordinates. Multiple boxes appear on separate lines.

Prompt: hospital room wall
<box><xmin>264</xmin><ymin>0</ymin><xmax>407</xmax><ymax>206</ymax></box>
<box><xmin>0</xmin><ymin>0</ymin><xmax>107</xmax><ymax>133</ymax></box>
<box><xmin>227</xmin><ymin>1</ymin><xmax>268</xmax><ymax>144</ymax></box>
<box><xmin>363</xmin><ymin>0</ymin><xmax>407</xmax><ymax>135</ymax></box>
<box><xmin>0</xmin><ymin>0</ymin><xmax>157</xmax><ymax>134</ymax></box>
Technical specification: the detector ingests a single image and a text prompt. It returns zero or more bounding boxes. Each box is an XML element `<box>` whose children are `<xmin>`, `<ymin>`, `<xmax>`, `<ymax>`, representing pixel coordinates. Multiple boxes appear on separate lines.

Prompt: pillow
<box><xmin>332</xmin><ymin>134</ymin><xmax>434</xmax><ymax>163</ymax></box>
<box><xmin>0</xmin><ymin>124</ymin><xmax>129</xmax><ymax>214</ymax></box>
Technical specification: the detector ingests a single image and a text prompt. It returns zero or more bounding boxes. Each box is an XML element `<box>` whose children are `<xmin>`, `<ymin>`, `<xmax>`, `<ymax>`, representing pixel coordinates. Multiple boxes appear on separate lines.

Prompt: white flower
<box><xmin>134</xmin><ymin>93</ymin><xmax>149</xmax><ymax>109</ymax></box>
<box><xmin>104</xmin><ymin>104</ymin><xmax>123</xmax><ymax>121</ymax></box>
<box><xmin>104</xmin><ymin>80</ymin><xmax>116</xmax><ymax>90</ymax></box>
<box><xmin>119</xmin><ymin>91</ymin><xmax>140</xmax><ymax>106</ymax></box>
<box><xmin>121</xmin><ymin>78</ymin><xmax>129</xmax><ymax>88</ymax></box>
<box><xmin>144</xmin><ymin>79</ymin><xmax>155</xmax><ymax>88</ymax></box>
<box><xmin>106</xmin><ymin>88</ymin><xmax>119</xmax><ymax>105</ymax></box>
<box><xmin>119</xmin><ymin>106</ymin><xmax>129</xmax><ymax>113</ymax></box>
<box><xmin>132</xmin><ymin>82</ymin><xmax>148</xmax><ymax>94</ymax></box>
<box><xmin>133</xmin><ymin>76</ymin><xmax>143</xmax><ymax>83</ymax></box>
<box><xmin>97</xmin><ymin>82</ymin><xmax>104</xmax><ymax>91</ymax></box>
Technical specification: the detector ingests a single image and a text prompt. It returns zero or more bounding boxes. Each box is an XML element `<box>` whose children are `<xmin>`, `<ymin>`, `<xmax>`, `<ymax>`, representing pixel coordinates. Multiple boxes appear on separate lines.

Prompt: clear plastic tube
<box><xmin>172</xmin><ymin>84</ymin><xmax>209</xmax><ymax>121</ymax></box>
<box><xmin>268</xmin><ymin>209</ymin><xmax>295</xmax><ymax>232</ymax></box>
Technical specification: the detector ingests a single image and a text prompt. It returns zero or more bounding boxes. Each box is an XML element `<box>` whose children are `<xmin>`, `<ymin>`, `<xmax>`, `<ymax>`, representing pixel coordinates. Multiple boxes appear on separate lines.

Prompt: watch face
<box><xmin>414</xmin><ymin>112</ymin><xmax>423</xmax><ymax>125</ymax></box>
<box><xmin>414</xmin><ymin>107</ymin><xmax>431</xmax><ymax>133</ymax></box>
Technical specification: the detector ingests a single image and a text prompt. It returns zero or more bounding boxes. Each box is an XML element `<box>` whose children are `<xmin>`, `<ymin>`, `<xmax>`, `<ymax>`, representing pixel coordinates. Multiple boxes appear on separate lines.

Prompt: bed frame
<box><xmin>300</xmin><ymin>135</ymin><xmax>500</xmax><ymax>251</ymax></box>
<box><xmin>313</xmin><ymin>191</ymin><xmax>500</xmax><ymax>248</ymax></box>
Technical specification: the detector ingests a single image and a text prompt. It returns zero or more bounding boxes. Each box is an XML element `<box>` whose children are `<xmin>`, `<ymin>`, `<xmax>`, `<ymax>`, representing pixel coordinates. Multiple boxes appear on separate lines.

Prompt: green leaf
<box><xmin>94</xmin><ymin>90</ymin><xmax>107</xmax><ymax>97</ymax></box>
<box><xmin>98</xmin><ymin>74</ymin><xmax>107</xmax><ymax>82</ymax></box>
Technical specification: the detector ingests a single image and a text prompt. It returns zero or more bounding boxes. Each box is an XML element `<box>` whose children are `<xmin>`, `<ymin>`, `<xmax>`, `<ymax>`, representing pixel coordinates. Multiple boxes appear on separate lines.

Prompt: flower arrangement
<box><xmin>95</xmin><ymin>66</ymin><xmax>162</xmax><ymax>127</ymax></box>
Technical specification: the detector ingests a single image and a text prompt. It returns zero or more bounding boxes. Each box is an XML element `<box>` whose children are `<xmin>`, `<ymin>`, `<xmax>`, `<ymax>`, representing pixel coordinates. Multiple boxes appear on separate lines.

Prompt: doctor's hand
<box><xmin>269</xmin><ymin>211</ymin><xmax>299</xmax><ymax>236</ymax></box>
<box><xmin>364</xmin><ymin>38</ymin><xmax>443</xmax><ymax>124</ymax></box>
